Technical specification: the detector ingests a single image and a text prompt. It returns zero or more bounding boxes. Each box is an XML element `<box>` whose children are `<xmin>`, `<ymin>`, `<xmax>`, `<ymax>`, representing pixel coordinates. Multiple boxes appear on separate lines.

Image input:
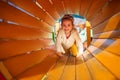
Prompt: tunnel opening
<box><xmin>53</xmin><ymin>14</ymin><xmax>93</xmax><ymax>51</ymax></box>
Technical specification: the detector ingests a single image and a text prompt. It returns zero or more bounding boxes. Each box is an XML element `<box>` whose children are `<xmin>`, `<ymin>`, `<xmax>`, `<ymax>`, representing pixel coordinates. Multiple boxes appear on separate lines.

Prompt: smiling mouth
<box><xmin>65</xmin><ymin>29</ymin><xmax>69</xmax><ymax>31</ymax></box>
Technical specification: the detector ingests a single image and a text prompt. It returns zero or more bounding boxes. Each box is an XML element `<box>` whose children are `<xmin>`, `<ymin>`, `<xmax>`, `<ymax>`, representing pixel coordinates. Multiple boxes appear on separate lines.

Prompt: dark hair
<box><xmin>61</xmin><ymin>14</ymin><xmax>74</xmax><ymax>26</ymax></box>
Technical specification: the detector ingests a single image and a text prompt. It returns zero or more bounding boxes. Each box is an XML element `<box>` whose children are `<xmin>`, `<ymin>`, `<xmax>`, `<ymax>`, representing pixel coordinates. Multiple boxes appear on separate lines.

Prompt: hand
<box><xmin>56</xmin><ymin>52</ymin><xmax>63</xmax><ymax>57</ymax></box>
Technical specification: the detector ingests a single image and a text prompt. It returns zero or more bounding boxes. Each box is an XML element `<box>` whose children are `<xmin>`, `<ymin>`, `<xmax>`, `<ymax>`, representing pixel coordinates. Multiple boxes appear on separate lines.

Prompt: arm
<box><xmin>74</xmin><ymin>30</ymin><xmax>84</xmax><ymax>56</ymax></box>
<box><xmin>56</xmin><ymin>30</ymin><xmax>65</xmax><ymax>54</ymax></box>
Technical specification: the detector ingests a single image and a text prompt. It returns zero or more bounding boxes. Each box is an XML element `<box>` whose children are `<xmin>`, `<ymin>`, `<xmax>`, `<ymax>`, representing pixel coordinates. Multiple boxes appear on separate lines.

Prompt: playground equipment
<box><xmin>0</xmin><ymin>0</ymin><xmax>120</xmax><ymax>80</ymax></box>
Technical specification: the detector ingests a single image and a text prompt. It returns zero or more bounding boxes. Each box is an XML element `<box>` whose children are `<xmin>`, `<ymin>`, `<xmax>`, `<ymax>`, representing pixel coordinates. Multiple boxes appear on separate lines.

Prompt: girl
<box><xmin>56</xmin><ymin>14</ymin><xmax>83</xmax><ymax>57</ymax></box>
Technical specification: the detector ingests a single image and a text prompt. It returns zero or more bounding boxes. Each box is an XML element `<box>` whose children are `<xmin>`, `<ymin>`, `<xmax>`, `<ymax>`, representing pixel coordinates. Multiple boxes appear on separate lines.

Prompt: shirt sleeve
<box><xmin>56</xmin><ymin>30</ymin><xmax>65</xmax><ymax>53</ymax></box>
<box><xmin>74</xmin><ymin>30</ymin><xmax>84</xmax><ymax>55</ymax></box>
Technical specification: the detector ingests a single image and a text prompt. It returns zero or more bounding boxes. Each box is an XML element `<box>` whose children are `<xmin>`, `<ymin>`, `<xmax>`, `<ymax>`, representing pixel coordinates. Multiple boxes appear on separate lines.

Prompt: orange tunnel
<box><xmin>0</xmin><ymin>0</ymin><xmax>120</xmax><ymax>80</ymax></box>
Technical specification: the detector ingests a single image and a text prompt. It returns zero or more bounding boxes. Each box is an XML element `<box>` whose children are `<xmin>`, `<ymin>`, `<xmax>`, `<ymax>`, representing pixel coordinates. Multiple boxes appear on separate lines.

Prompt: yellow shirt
<box><xmin>56</xmin><ymin>29</ymin><xmax>83</xmax><ymax>55</ymax></box>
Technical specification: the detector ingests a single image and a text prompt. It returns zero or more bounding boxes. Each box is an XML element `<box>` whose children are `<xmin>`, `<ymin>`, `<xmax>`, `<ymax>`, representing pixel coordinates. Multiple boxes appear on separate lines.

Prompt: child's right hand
<box><xmin>56</xmin><ymin>52</ymin><xmax>63</xmax><ymax>57</ymax></box>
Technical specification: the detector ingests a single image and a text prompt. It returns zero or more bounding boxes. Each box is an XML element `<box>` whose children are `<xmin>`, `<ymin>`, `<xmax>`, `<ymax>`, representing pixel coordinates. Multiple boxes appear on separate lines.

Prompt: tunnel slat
<box><xmin>94</xmin><ymin>30</ymin><xmax>120</xmax><ymax>38</ymax></box>
<box><xmin>16</xmin><ymin>55</ymin><xmax>58</xmax><ymax>80</ymax></box>
<box><xmin>47</xmin><ymin>56</ymin><xmax>68</xmax><ymax>80</ymax></box>
<box><xmin>93</xmin><ymin>12</ymin><xmax>120</xmax><ymax>34</ymax></box>
<box><xmin>88</xmin><ymin>45</ymin><xmax>120</xmax><ymax>79</ymax></box>
<box><xmin>63</xmin><ymin>0</ymin><xmax>81</xmax><ymax>14</ymax></box>
<box><xmin>86</xmin><ymin>0</ymin><xmax>108</xmax><ymax>20</ymax></box>
<box><xmin>85</xmin><ymin>57</ymin><xmax>116</xmax><ymax>80</ymax></box>
<box><xmin>0</xmin><ymin>1</ymin><xmax>52</xmax><ymax>32</ymax></box>
<box><xmin>79</xmin><ymin>0</ymin><xmax>93</xmax><ymax>17</ymax></box>
<box><xmin>91</xmin><ymin>0</ymin><xmax>120</xmax><ymax>27</ymax></box>
<box><xmin>51</xmin><ymin>0</ymin><xmax>66</xmax><ymax>16</ymax></box>
<box><xmin>9</xmin><ymin>0</ymin><xmax>55</xmax><ymax>26</ymax></box>
<box><xmin>36</xmin><ymin>0</ymin><xmax>60</xmax><ymax>20</ymax></box>
<box><xmin>93</xmin><ymin>20</ymin><xmax>108</xmax><ymax>34</ymax></box>
<box><xmin>59</xmin><ymin>56</ymin><xmax>76</xmax><ymax>80</ymax></box>
<box><xmin>91</xmin><ymin>39</ymin><xmax>120</xmax><ymax>55</ymax></box>
<box><xmin>83</xmin><ymin>51</ymin><xmax>116</xmax><ymax>80</ymax></box>
<box><xmin>76</xmin><ymin>55</ymin><xmax>92</xmax><ymax>80</ymax></box>
<box><xmin>3</xmin><ymin>49</ymin><xmax>57</xmax><ymax>77</ymax></box>
<box><xmin>0</xmin><ymin>40</ymin><xmax>53</xmax><ymax>59</ymax></box>
<box><xmin>0</xmin><ymin>23</ymin><xmax>52</xmax><ymax>40</ymax></box>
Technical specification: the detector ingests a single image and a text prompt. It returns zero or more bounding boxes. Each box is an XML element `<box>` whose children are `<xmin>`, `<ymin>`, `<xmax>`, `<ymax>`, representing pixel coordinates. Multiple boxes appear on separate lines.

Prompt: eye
<box><xmin>68</xmin><ymin>24</ymin><xmax>71</xmax><ymax>27</ymax></box>
<box><xmin>62</xmin><ymin>24</ymin><xmax>66</xmax><ymax>27</ymax></box>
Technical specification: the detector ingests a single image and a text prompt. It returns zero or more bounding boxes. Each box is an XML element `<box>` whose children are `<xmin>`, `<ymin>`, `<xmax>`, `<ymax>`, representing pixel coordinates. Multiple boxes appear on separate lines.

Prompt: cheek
<box><xmin>69</xmin><ymin>26</ymin><xmax>73</xmax><ymax>30</ymax></box>
<box><xmin>62</xmin><ymin>26</ymin><xmax>65</xmax><ymax>30</ymax></box>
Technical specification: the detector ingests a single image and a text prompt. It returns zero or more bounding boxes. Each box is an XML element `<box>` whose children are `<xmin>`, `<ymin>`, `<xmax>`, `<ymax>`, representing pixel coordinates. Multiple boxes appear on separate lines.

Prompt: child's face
<box><xmin>62</xmin><ymin>20</ymin><xmax>73</xmax><ymax>34</ymax></box>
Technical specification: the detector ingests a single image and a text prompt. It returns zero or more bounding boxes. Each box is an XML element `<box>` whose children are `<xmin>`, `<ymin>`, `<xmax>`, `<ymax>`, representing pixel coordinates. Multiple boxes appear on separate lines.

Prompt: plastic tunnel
<box><xmin>0</xmin><ymin>0</ymin><xmax>120</xmax><ymax>80</ymax></box>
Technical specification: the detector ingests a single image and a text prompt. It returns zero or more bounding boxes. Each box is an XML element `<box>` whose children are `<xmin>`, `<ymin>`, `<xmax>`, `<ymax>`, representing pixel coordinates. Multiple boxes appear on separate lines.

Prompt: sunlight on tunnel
<box><xmin>0</xmin><ymin>0</ymin><xmax>120</xmax><ymax>80</ymax></box>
